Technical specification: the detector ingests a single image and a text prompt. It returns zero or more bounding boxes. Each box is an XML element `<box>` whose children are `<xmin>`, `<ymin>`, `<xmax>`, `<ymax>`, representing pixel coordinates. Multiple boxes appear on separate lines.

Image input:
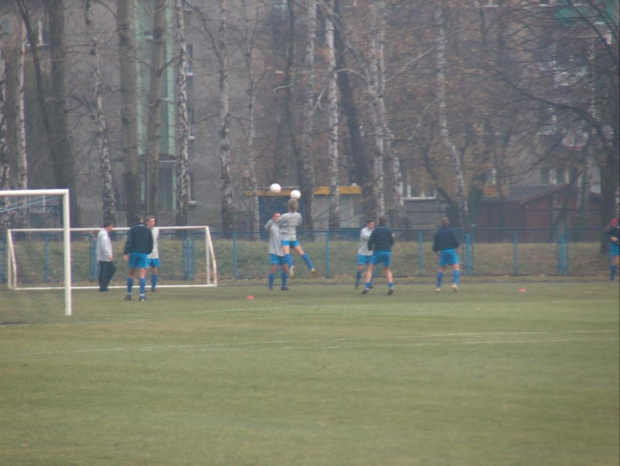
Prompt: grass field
<box><xmin>1</xmin><ymin>283</ymin><xmax>618</xmax><ymax>465</ymax></box>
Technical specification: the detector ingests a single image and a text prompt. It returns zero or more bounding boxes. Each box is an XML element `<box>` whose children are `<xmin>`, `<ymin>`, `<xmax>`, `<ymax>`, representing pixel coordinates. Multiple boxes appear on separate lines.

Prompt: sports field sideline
<box><xmin>1</xmin><ymin>282</ymin><xmax>618</xmax><ymax>465</ymax></box>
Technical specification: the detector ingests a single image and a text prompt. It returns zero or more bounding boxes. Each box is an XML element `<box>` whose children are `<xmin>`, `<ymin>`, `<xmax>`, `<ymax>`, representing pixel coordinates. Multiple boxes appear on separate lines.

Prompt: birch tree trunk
<box><xmin>0</xmin><ymin>41</ymin><xmax>8</xmax><ymax>191</ymax></box>
<box><xmin>85</xmin><ymin>0</ymin><xmax>117</xmax><ymax>225</ymax></box>
<box><xmin>16</xmin><ymin>0</ymin><xmax>80</xmax><ymax>224</ymax></box>
<box><xmin>299</xmin><ymin>0</ymin><xmax>317</xmax><ymax>233</ymax></box>
<box><xmin>0</xmin><ymin>42</ymin><xmax>7</xmax><ymax>230</ymax></box>
<box><xmin>241</xmin><ymin>0</ymin><xmax>260</xmax><ymax>239</ymax></box>
<box><xmin>174</xmin><ymin>0</ymin><xmax>190</xmax><ymax>226</ymax></box>
<box><xmin>277</xmin><ymin>0</ymin><xmax>300</xmax><ymax>184</ymax></box>
<box><xmin>367</xmin><ymin>2</ymin><xmax>385</xmax><ymax>216</ymax></box>
<box><xmin>333</xmin><ymin>0</ymin><xmax>374</xmax><ymax>219</ymax></box>
<box><xmin>435</xmin><ymin>2</ymin><xmax>469</xmax><ymax>230</ymax></box>
<box><xmin>218</xmin><ymin>0</ymin><xmax>234</xmax><ymax>233</ymax></box>
<box><xmin>145</xmin><ymin>0</ymin><xmax>167</xmax><ymax>215</ymax></box>
<box><xmin>48</xmin><ymin>0</ymin><xmax>81</xmax><ymax>226</ymax></box>
<box><xmin>325</xmin><ymin>0</ymin><xmax>340</xmax><ymax>232</ymax></box>
<box><xmin>117</xmin><ymin>0</ymin><xmax>140</xmax><ymax>224</ymax></box>
<box><xmin>14</xmin><ymin>22</ymin><xmax>26</xmax><ymax>190</ymax></box>
<box><xmin>371</xmin><ymin>0</ymin><xmax>406</xmax><ymax>227</ymax></box>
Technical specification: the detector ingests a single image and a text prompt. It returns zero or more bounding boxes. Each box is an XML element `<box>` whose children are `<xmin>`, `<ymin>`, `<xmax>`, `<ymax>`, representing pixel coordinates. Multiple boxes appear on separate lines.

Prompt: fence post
<box><xmin>513</xmin><ymin>229</ymin><xmax>519</xmax><ymax>276</ymax></box>
<box><xmin>325</xmin><ymin>231</ymin><xmax>331</xmax><ymax>278</ymax></box>
<box><xmin>233</xmin><ymin>232</ymin><xmax>238</xmax><ymax>279</ymax></box>
<box><xmin>465</xmin><ymin>233</ymin><xmax>472</xmax><ymax>275</ymax></box>
<box><xmin>90</xmin><ymin>235</ymin><xmax>97</xmax><ymax>281</ymax></box>
<box><xmin>44</xmin><ymin>234</ymin><xmax>50</xmax><ymax>283</ymax></box>
<box><xmin>418</xmin><ymin>230</ymin><xmax>424</xmax><ymax>275</ymax></box>
<box><xmin>556</xmin><ymin>233</ymin><xmax>567</xmax><ymax>276</ymax></box>
<box><xmin>184</xmin><ymin>235</ymin><xmax>194</xmax><ymax>281</ymax></box>
<box><xmin>564</xmin><ymin>233</ymin><xmax>569</xmax><ymax>275</ymax></box>
<box><xmin>0</xmin><ymin>238</ymin><xmax>4</xmax><ymax>284</ymax></box>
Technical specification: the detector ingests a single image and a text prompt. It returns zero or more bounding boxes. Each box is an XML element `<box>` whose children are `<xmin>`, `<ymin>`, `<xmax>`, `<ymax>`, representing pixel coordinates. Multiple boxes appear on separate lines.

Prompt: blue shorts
<box><xmin>439</xmin><ymin>248</ymin><xmax>460</xmax><ymax>267</ymax></box>
<box><xmin>370</xmin><ymin>250</ymin><xmax>391</xmax><ymax>267</ymax></box>
<box><xmin>281</xmin><ymin>240</ymin><xmax>300</xmax><ymax>247</ymax></box>
<box><xmin>610</xmin><ymin>243</ymin><xmax>619</xmax><ymax>257</ymax></box>
<box><xmin>357</xmin><ymin>254</ymin><xmax>372</xmax><ymax>266</ymax></box>
<box><xmin>269</xmin><ymin>254</ymin><xmax>288</xmax><ymax>266</ymax></box>
<box><xmin>147</xmin><ymin>258</ymin><xmax>160</xmax><ymax>268</ymax></box>
<box><xmin>127</xmin><ymin>252</ymin><xmax>148</xmax><ymax>269</ymax></box>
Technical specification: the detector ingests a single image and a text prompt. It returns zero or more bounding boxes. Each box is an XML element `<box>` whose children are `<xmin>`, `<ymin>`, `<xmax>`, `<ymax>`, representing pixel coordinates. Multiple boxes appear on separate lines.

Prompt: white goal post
<box><xmin>1</xmin><ymin>189</ymin><xmax>72</xmax><ymax>316</ymax></box>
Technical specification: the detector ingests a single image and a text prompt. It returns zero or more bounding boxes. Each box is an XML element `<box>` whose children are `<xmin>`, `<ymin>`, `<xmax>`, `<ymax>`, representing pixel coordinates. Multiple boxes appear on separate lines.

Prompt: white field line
<box><xmin>3</xmin><ymin>330</ymin><xmax>617</xmax><ymax>357</ymax></box>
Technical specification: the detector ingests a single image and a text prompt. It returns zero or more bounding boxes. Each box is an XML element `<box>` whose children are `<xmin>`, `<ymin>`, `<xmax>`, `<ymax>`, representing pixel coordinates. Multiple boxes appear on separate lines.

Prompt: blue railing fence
<box><xmin>0</xmin><ymin>227</ymin><xmax>611</xmax><ymax>284</ymax></box>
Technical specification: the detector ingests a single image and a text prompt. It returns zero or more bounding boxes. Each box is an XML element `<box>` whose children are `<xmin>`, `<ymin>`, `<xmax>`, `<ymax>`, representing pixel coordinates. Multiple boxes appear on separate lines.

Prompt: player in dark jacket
<box><xmin>362</xmin><ymin>215</ymin><xmax>395</xmax><ymax>295</ymax></box>
<box><xmin>123</xmin><ymin>214</ymin><xmax>154</xmax><ymax>302</ymax></box>
<box><xmin>432</xmin><ymin>217</ymin><xmax>461</xmax><ymax>292</ymax></box>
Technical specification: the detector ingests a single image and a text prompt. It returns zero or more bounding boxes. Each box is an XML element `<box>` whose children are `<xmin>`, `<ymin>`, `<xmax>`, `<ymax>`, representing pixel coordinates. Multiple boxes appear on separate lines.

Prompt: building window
<box><xmin>187</xmin><ymin>107</ymin><xmax>195</xmax><ymax>140</ymax></box>
<box><xmin>404</xmin><ymin>183</ymin><xmax>436</xmax><ymax>199</ymax></box>
<box><xmin>540</xmin><ymin>106</ymin><xmax>557</xmax><ymax>135</ymax></box>
<box><xmin>27</xmin><ymin>19</ymin><xmax>48</xmax><ymax>47</ymax></box>
<box><xmin>186</xmin><ymin>44</ymin><xmax>194</xmax><ymax>76</ymax></box>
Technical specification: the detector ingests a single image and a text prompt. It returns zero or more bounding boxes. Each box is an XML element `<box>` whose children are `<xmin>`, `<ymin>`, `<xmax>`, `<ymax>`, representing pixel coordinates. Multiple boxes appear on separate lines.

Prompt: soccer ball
<box><xmin>290</xmin><ymin>189</ymin><xmax>301</xmax><ymax>200</ymax></box>
<box><xmin>269</xmin><ymin>183</ymin><xmax>281</xmax><ymax>194</ymax></box>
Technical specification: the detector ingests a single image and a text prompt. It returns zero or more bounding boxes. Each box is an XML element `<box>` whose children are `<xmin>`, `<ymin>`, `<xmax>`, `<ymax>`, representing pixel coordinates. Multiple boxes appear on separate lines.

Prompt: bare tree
<box><xmin>333</xmin><ymin>0</ymin><xmax>374</xmax><ymax>219</ymax></box>
<box><xmin>145</xmin><ymin>0</ymin><xmax>167</xmax><ymax>215</ymax></box>
<box><xmin>298</xmin><ymin>0</ymin><xmax>318</xmax><ymax>233</ymax></box>
<box><xmin>435</xmin><ymin>2</ymin><xmax>469</xmax><ymax>230</ymax></box>
<box><xmin>325</xmin><ymin>0</ymin><xmax>340</xmax><ymax>232</ymax></box>
<box><xmin>194</xmin><ymin>1</ymin><xmax>234</xmax><ymax>232</ymax></box>
<box><xmin>16</xmin><ymin>0</ymin><xmax>80</xmax><ymax>225</ymax></box>
<box><xmin>85</xmin><ymin>0</ymin><xmax>116</xmax><ymax>225</ymax></box>
<box><xmin>366</xmin><ymin>1</ymin><xmax>386</xmax><ymax>216</ymax></box>
<box><xmin>0</xmin><ymin>32</ymin><xmax>8</xmax><ymax>191</ymax></box>
<box><xmin>14</xmin><ymin>18</ymin><xmax>26</xmax><ymax>190</ymax></box>
<box><xmin>174</xmin><ymin>0</ymin><xmax>190</xmax><ymax>226</ymax></box>
<box><xmin>241</xmin><ymin>0</ymin><xmax>260</xmax><ymax>238</ymax></box>
<box><xmin>117</xmin><ymin>0</ymin><xmax>140</xmax><ymax>224</ymax></box>
<box><xmin>218</xmin><ymin>0</ymin><xmax>233</xmax><ymax>233</ymax></box>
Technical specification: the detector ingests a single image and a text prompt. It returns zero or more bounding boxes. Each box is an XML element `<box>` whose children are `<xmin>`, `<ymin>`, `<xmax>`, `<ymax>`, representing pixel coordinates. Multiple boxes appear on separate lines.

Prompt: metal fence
<box><xmin>0</xmin><ymin>227</ymin><xmax>611</xmax><ymax>285</ymax></box>
<box><xmin>208</xmin><ymin>227</ymin><xmax>610</xmax><ymax>280</ymax></box>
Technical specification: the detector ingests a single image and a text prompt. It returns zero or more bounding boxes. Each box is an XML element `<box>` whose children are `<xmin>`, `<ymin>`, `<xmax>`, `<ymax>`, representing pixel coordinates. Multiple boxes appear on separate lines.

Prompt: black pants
<box><xmin>98</xmin><ymin>261</ymin><xmax>116</xmax><ymax>291</ymax></box>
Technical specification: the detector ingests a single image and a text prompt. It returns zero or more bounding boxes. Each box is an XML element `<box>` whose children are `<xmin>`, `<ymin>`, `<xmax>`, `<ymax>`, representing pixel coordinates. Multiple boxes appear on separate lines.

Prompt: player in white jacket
<box><xmin>96</xmin><ymin>221</ymin><xmax>115</xmax><ymax>291</ymax></box>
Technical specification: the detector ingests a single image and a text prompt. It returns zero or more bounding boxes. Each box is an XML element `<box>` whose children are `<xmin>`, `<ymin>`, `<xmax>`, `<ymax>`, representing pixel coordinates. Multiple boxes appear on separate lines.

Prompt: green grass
<box><xmin>1</xmin><ymin>283</ymin><xmax>618</xmax><ymax>465</ymax></box>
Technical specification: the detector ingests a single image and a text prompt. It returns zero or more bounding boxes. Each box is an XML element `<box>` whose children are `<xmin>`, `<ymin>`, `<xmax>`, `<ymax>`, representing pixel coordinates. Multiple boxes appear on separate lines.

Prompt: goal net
<box><xmin>6</xmin><ymin>225</ymin><xmax>218</xmax><ymax>291</ymax></box>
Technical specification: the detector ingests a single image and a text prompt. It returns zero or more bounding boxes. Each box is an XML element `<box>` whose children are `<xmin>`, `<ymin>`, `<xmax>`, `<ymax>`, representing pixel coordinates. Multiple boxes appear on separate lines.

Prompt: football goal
<box><xmin>1</xmin><ymin>189</ymin><xmax>72</xmax><ymax>316</ymax></box>
<box><xmin>6</xmin><ymin>225</ymin><xmax>218</xmax><ymax>289</ymax></box>
<box><xmin>1</xmin><ymin>190</ymin><xmax>218</xmax><ymax>318</ymax></box>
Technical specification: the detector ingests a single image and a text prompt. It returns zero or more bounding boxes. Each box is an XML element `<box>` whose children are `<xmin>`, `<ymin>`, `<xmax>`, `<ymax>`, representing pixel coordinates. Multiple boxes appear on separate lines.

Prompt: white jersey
<box><xmin>277</xmin><ymin>212</ymin><xmax>302</xmax><ymax>241</ymax></box>
<box><xmin>148</xmin><ymin>227</ymin><xmax>160</xmax><ymax>259</ymax></box>
<box><xmin>358</xmin><ymin>226</ymin><xmax>373</xmax><ymax>256</ymax></box>
<box><xmin>96</xmin><ymin>229</ymin><xmax>113</xmax><ymax>262</ymax></box>
<box><xmin>265</xmin><ymin>220</ymin><xmax>284</xmax><ymax>256</ymax></box>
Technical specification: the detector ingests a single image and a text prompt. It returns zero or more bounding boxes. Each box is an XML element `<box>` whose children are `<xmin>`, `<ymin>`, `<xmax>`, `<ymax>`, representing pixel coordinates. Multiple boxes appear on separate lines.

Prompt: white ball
<box><xmin>269</xmin><ymin>183</ymin><xmax>281</xmax><ymax>194</ymax></box>
<box><xmin>290</xmin><ymin>189</ymin><xmax>301</xmax><ymax>200</ymax></box>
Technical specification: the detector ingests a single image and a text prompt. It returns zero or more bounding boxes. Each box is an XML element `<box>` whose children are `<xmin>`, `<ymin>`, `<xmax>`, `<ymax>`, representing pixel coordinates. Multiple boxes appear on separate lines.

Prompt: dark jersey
<box><xmin>124</xmin><ymin>223</ymin><xmax>154</xmax><ymax>255</ymax></box>
<box><xmin>433</xmin><ymin>226</ymin><xmax>460</xmax><ymax>252</ymax></box>
<box><xmin>368</xmin><ymin>225</ymin><xmax>394</xmax><ymax>251</ymax></box>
